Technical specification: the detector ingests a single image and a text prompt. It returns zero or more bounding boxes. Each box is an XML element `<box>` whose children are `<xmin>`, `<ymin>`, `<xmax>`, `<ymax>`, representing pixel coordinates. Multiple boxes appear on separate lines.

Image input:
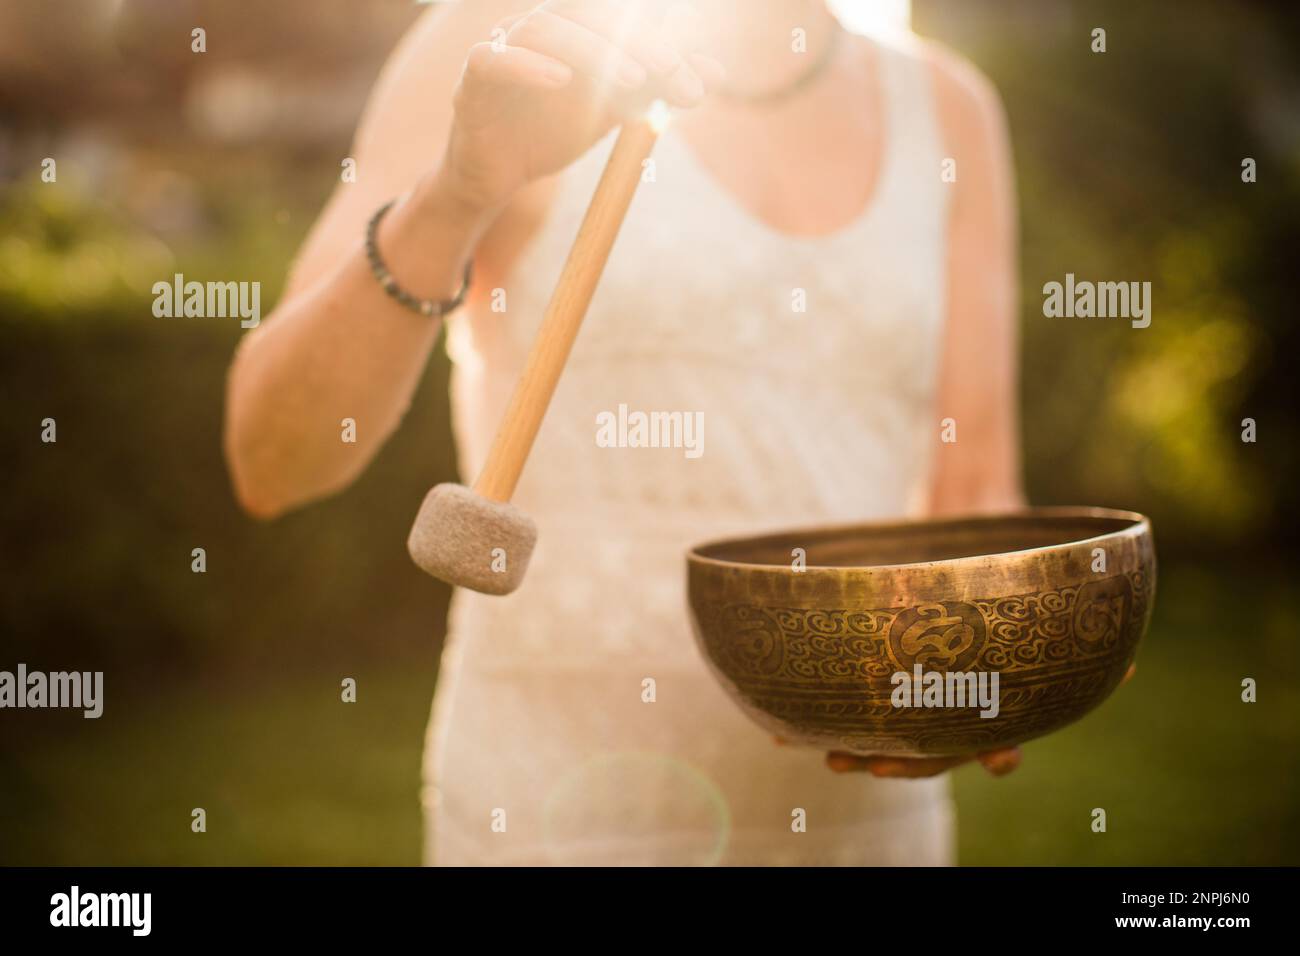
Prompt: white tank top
<box><xmin>424</xmin><ymin>34</ymin><xmax>956</xmax><ymax>866</ymax></box>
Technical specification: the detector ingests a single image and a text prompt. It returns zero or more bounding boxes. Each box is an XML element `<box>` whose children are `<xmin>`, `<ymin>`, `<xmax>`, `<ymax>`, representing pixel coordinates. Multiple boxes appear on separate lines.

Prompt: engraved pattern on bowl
<box><xmin>686</xmin><ymin>508</ymin><xmax>1156</xmax><ymax>756</ymax></box>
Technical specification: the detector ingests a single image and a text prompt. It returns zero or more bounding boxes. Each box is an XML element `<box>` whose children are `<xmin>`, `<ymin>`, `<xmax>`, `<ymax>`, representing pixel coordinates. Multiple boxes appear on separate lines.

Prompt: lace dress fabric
<box><xmin>422</xmin><ymin>36</ymin><xmax>956</xmax><ymax>865</ymax></box>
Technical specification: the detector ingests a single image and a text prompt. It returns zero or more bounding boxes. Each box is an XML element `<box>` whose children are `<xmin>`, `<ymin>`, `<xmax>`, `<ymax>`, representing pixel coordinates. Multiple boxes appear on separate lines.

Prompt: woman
<box><xmin>224</xmin><ymin>0</ymin><xmax>1023</xmax><ymax>865</ymax></box>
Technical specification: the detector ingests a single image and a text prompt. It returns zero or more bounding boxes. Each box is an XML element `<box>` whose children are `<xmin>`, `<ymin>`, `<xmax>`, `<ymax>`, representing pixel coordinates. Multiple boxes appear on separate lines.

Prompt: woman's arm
<box><xmin>926</xmin><ymin>43</ymin><xmax>1024</xmax><ymax>516</ymax></box>
<box><xmin>224</xmin><ymin>1</ymin><xmax>713</xmax><ymax>519</ymax></box>
<box><xmin>223</xmin><ymin>5</ymin><xmax>519</xmax><ymax>519</ymax></box>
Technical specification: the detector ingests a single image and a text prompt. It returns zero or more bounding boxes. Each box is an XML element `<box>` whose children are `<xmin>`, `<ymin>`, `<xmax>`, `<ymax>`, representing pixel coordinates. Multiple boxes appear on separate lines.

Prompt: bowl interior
<box><xmin>691</xmin><ymin>511</ymin><xmax>1142</xmax><ymax>568</ymax></box>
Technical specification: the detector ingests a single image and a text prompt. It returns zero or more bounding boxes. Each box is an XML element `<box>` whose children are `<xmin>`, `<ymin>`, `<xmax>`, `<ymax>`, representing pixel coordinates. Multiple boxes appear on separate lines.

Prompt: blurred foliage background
<box><xmin>1</xmin><ymin>0</ymin><xmax>1297</xmax><ymax>865</ymax></box>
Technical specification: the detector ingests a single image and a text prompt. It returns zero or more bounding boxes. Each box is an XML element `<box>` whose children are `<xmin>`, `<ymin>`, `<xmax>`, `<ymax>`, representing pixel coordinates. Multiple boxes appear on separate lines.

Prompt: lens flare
<box><xmin>647</xmin><ymin>98</ymin><xmax>672</xmax><ymax>134</ymax></box>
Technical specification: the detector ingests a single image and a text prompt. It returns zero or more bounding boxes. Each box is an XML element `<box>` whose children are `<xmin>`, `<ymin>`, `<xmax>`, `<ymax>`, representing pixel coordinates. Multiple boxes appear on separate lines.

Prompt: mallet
<box><xmin>408</xmin><ymin>107</ymin><xmax>666</xmax><ymax>594</ymax></box>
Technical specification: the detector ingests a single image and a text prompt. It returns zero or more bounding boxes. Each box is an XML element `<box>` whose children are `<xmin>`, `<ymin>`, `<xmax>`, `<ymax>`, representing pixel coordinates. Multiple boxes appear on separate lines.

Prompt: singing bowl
<box><xmin>687</xmin><ymin>508</ymin><xmax>1155</xmax><ymax>757</ymax></box>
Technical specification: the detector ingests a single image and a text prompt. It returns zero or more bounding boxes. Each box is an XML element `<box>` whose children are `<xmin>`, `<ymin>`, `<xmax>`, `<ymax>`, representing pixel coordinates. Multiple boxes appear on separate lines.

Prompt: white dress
<box><xmin>423</xmin><ymin>35</ymin><xmax>956</xmax><ymax>866</ymax></box>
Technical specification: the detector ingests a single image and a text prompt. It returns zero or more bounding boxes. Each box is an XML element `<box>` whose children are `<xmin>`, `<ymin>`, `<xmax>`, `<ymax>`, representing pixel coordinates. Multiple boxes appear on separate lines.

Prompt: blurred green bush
<box><xmin>0</xmin><ymin>164</ymin><xmax>456</xmax><ymax>688</ymax></box>
<box><xmin>916</xmin><ymin>0</ymin><xmax>1300</xmax><ymax>551</ymax></box>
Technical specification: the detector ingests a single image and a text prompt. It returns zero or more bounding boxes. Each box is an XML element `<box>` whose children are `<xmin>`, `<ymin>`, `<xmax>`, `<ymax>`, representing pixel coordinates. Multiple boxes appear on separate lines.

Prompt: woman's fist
<box><xmin>440</xmin><ymin>0</ymin><xmax>724</xmax><ymax>211</ymax></box>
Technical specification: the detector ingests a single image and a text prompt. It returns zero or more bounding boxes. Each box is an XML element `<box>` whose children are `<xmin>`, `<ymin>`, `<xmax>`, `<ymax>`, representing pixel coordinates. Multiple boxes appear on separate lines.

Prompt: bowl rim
<box><xmin>686</xmin><ymin>506</ymin><xmax>1151</xmax><ymax>573</ymax></box>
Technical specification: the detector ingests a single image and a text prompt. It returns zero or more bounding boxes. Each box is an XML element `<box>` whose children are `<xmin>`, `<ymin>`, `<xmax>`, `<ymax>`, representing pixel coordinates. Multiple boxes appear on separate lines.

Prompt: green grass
<box><xmin>1</xmin><ymin>662</ymin><xmax>438</xmax><ymax>866</ymax></box>
<box><xmin>955</xmin><ymin>565</ymin><xmax>1300</xmax><ymax>865</ymax></box>
<box><xmin>3</xmin><ymin>565</ymin><xmax>1296</xmax><ymax>866</ymax></box>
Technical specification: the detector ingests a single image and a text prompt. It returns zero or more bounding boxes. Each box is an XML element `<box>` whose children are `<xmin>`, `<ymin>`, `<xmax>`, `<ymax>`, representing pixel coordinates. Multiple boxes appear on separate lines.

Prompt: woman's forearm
<box><xmin>223</xmin><ymin>0</ymin><xmax>716</xmax><ymax>519</ymax></box>
<box><xmin>224</xmin><ymin>171</ymin><xmax>498</xmax><ymax>518</ymax></box>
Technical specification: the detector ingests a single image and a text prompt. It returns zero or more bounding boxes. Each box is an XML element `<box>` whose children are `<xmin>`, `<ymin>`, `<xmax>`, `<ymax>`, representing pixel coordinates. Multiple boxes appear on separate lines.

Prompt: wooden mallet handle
<box><xmin>473</xmin><ymin>116</ymin><xmax>661</xmax><ymax>503</ymax></box>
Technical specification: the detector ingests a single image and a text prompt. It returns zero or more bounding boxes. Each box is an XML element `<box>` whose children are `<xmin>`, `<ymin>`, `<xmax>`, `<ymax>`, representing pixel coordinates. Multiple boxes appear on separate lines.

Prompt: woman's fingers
<box><xmin>544</xmin><ymin>0</ymin><xmax>711</xmax><ymax>106</ymax></box>
<box><xmin>826</xmin><ymin>752</ymin><xmax>973</xmax><ymax>778</ymax></box>
<box><xmin>976</xmin><ymin>746</ymin><xmax>1022</xmax><ymax>776</ymax></box>
<box><xmin>462</xmin><ymin>40</ymin><xmax>574</xmax><ymax>94</ymax></box>
<box><xmin>493</xmin><ymin>1</ymin><xmax>715</xmax><ymax>110</ymax></box>
<box><xmin>550</xmin><ymin>0</ymin><xmax>684</xmax><ymax>77</ymax></box>
<box><xmin>508</xmin><ymin>9</ymin><xmax>649</xmax><ymax>91</ymax></box>
<box><xmin>657</xmin><ymin>1</ymin><xmax>708</xmax><ymax>105</ymax></box>
<box><xmin>689</xmin><ymin>52</ymin><xmax>727</xmax><ymax>91</ymax></box>
<box><xmin>826</xmin><ymin>746</ymin><xmax>1024</xmax><ymax>778</ymax></box>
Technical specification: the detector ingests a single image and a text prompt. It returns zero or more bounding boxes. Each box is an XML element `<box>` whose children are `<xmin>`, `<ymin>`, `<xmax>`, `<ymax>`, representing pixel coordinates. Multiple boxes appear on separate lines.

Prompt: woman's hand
<box><xmin>807</xmin><ymin>662</ymin><xmax>1138</xmax><ymax>779</ymax></box>
<box><xmin>438</xmin><ymin>0</ymin><xmax>724</xmax><ymax>211</ymax></box>
<box><xmin>826</xmin><ymin>746</ymin><xmax>1023</xmax><ymax>779</ymax></box>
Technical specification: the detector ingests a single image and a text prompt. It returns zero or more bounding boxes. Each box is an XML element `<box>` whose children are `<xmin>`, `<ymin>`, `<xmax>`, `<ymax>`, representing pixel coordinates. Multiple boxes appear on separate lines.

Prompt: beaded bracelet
<box><xmin>366</xmin><ymin>199</ymin><xmax>473</xmax><ymax>318</ymax></box>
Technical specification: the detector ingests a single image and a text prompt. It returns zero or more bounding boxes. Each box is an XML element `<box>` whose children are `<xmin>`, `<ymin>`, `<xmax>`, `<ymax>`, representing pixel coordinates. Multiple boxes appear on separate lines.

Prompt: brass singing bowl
<box><xmin>687</xmin><ymin>507</ymin><xmax>1155</xmax><ymax>757</ymax></box>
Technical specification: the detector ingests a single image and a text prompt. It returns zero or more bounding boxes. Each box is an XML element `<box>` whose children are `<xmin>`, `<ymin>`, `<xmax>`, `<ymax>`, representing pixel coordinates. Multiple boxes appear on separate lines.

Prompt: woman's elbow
<box><xmin>223</xmin><ymin>420</ymin><xmax>290</xmax><ymax>522</ymax></box>
<box><xmin>223</xmin><ymin>364</ymin><xmax>295</xmax><ymax>520</ymax></box>
<box><xmin>220</xmin><ymin>331</ymin><xmax>380</xmax><ymax>520</ymax></box>
<box><xmin>222</xmin><ymin>403</ymin><xmax>363</xmax><ymax>521</ymax></box>
<box><xmin>230</xmin><ymin>475</ymin><xmax>286</xmax><ymax>522</ymax></box>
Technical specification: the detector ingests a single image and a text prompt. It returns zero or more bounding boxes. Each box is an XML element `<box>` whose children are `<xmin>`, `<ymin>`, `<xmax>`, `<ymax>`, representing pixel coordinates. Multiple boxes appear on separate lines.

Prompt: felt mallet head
<box><xmin>407</xmin><ymin>113</ymin><xmax>663</xmax><ymax>595</ymax></box>
<box><xmin>406</xmin><ymin>483</ymin><xmax>537</xmax><ymax>595</ymax></box>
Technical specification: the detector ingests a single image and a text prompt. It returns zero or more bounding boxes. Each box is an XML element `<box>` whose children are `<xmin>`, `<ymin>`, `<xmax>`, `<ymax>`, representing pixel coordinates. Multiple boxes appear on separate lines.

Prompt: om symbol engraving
<box><xmin>717</xmin><ymin>605</ymin><xmax>785</xmax><ymax>674</ymax></box>
<box><xmin>887</xmin><ymin>602</ymin><xmax>986</xmax><ymax>670</ymax></box>
<box><xmin>1073</xmin><ymin>576</ymin><xmax>1132</xmax><ymax>648</ymax></box>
